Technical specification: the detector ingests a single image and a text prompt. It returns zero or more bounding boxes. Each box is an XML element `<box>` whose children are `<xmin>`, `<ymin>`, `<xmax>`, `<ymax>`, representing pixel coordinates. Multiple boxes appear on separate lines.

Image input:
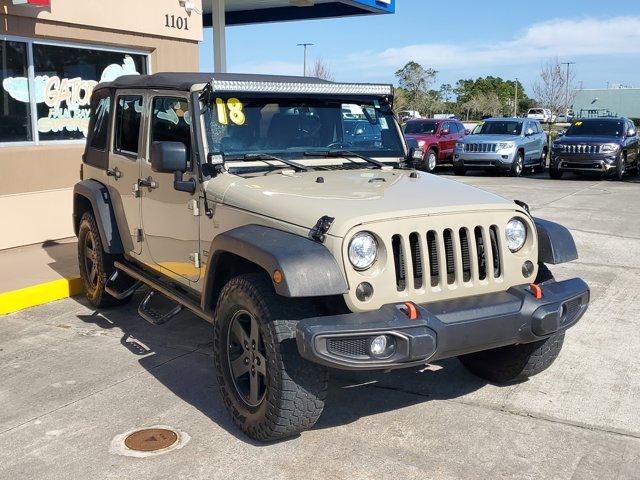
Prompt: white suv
<box><xmin>527</xmin><ymin>108</ymin><xmax>554</xmax><ymax>123</ymax></box>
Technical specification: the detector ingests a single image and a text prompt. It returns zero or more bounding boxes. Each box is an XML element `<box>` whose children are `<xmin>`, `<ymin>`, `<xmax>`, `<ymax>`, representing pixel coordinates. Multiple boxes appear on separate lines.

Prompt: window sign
<box><xmin>0</xmin><ymin>39</ymin><xmax>148</xmax><ymax>144</ymax></box>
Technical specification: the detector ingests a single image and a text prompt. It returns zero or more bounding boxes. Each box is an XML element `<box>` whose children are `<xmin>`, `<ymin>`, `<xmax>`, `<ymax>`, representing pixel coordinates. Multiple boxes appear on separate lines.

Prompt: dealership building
<box><xmin>572</xmin><ymin>87</ymin><xmax>640</xmax><ymax>120</ymax></box>
<box><xmin>0</xmin><ymin>0</ymin><xmax>394</xmax><ymax>250</ymax></box>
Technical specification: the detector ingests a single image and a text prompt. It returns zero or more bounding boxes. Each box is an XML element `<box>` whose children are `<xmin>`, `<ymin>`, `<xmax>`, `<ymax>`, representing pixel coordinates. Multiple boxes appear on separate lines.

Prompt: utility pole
<box><xmin>561</xmin><ymin>62</ymin><xmax>575</xmax><ymax>118</ymax></box>
<box><xmin>297</xmin><ymin>43</ymin><xmax>314</xmax><ymax>76</ymax></box>
<box><xmin>514</xmin><ymin>77</ymin><xmax>518</xmax><ymax>117</ymax></box>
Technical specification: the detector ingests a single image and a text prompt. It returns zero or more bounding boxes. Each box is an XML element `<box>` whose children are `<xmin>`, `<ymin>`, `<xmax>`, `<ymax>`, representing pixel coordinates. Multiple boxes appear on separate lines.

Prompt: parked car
<box><xmin>527</xmin><ymin>108</ymin><xmax>554</xmax><ymax>123</ymax></box>
<box><xmin>398</xmin><ymin>110</ymin><xmax>421</xmax><ymax>123</ymax></box>
<box><xmin>403</xmin><ymin>118</ymin><xmax>466</xmax><ymax>172</ymax></box>
<box><xmin>453</xmin><ymin>118</ymin><xmax>548</xmax><ymax>176</ymax></box>
<box><xmin>550</xmin><ymin>117</ymin><xmax>639</xmax><ymax>180</ymax></box>
<box><xmin>555</xmin><ymin>110</ymin><xmax>574</xmax><ymax>124</ymax></box>
<box><xmin>73</xmin><ymin>73</ymin><xmax>589</xmax><ymax>442</ymax></box>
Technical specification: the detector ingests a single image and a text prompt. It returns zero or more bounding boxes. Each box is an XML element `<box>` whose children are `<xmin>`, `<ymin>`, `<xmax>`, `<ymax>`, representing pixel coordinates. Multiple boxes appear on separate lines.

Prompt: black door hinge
<box><xmin>309</xmin><ymin>215</ymin><xmax>335</xmax><ymax>243</ymax></box>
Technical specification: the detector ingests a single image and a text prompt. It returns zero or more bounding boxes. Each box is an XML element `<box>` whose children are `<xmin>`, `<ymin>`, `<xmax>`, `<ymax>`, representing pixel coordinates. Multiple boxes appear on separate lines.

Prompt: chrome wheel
<box><xmin>226</xmin><ymin>309</ymin><xmax>267</xmax><ymax>407</ymax></box>
<box><xmin>427</xmin><ymin>151</ymin><xmax>437</xmax><ymax>172</ymax></box>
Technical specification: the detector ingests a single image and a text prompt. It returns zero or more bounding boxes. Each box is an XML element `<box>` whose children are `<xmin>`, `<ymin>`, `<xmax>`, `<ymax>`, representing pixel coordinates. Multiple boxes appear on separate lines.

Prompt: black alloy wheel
<box><xmin>226</xmin><ymin>309</ymin><xmax>267</xmax><ymax>407</ymax></box>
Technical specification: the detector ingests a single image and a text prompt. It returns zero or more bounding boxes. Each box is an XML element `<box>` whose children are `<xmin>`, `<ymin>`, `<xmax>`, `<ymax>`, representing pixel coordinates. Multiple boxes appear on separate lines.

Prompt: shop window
<box><xmin>151</xmin><ymin>97</ymin><xmax>192</xmax><ymax>159</ymax></box>
<box><xmin>0</xmin><ymin>40</ymin><xmax>33</xmax><ymax>142</ymax></box>
<box><xmin>115</xmin><ymin>96</ymin><xmax>143</xmax><ymax>156</ymax></box>
<box><xmin>33</xmin><ymin>44</ymin><xmax>147</xmax><ymax>142</ymax></box>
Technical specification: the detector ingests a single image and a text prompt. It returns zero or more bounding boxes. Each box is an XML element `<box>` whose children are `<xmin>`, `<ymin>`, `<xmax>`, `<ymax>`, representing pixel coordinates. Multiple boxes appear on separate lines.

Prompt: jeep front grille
<box><xmin>560</xmin><ymin>144</ymin><xmax>601</xmax><ymax>154</ymax></box>
<box><xmin>391</xmin><ymin>225</ymin><xmax>502</xmax><ymax>292</ymax></box>
<box><xmin>465</xmin><ymin>143</ymin><xmax>497</xmax><ymax>153</ymax></box>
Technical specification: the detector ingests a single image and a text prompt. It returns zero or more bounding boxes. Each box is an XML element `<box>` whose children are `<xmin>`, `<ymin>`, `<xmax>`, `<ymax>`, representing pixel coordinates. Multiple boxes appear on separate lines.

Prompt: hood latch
<box><xmin>309</xmin><ymin>215</ymin><xmax>335</xmax><ymax>243</ymax></box>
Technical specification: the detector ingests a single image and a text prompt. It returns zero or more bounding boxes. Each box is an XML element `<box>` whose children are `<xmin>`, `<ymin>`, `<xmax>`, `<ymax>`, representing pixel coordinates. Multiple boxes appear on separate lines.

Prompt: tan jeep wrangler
<box><xmin>73</xmin><ymin>73</ymin><xmax>589</xmax><ymax>441</ymax></box>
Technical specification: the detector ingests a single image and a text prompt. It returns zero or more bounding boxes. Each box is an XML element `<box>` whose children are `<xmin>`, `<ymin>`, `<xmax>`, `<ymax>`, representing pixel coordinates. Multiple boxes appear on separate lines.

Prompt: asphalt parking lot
<box><xmin>1</xmin><ymin>171</ymin><xmax>639</xmax><ymax>480</ymax></box>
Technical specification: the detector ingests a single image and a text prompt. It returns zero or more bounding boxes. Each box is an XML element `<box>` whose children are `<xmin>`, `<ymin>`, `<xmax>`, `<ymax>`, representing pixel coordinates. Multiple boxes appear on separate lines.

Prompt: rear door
<box><xmin>108</xmin><ymin>91</ymin><xmax>146</xmax><ymax>255</ymax></box>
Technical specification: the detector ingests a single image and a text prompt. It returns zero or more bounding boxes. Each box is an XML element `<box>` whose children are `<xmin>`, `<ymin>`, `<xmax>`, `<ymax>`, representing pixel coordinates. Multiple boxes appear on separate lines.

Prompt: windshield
<box><xmin>473</xmin><ymin>120</ymin><xmax>522</xmax><ymax>136</ymax></box>
<box><xmin>403</xmin><ymin>121</ymin><xmax>437</xmax><ymax>134</ymax></box>
<box><xmin>565</xmin><ymin>119</ymin><xmax>624</xmax><ymax>137</ymax></box>
<box><xmin>203</xmin><ymin>97</ymin><xmax>404</xmax><ymax>165</ymax></box>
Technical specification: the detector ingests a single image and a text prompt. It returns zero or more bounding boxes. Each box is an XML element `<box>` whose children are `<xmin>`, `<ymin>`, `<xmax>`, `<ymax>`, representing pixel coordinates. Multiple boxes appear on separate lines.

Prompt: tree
<box><xmin>454</xmin><ymin>76</ymin><xmax>531</xmax><ymax>118</ymax></box>
<box><xmin>439</xmin><ymin>83</ymin><xmax>454</xmax><ymax>103</ymax></box>
<box><xmin>532</xmin><ymin>57</ymin><xmax>576</xmax><ymax>120</ymax></box>
<box><xmin>394</xmin><ymin>61</ymin><xmax>438</xmax><ymax>113</ymax></box>
<box><xmin>311</xmin><ymin>58</ymin><xmax>334</xmax><ymax>81</ymax></box>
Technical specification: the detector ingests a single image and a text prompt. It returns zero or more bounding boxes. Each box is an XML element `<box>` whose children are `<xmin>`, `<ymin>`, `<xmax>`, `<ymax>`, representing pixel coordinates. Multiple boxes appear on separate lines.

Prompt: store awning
<box><xmin>203</xmin><ymin>0</ymin><xmax>395</xmax><ymax>26</ymax></box>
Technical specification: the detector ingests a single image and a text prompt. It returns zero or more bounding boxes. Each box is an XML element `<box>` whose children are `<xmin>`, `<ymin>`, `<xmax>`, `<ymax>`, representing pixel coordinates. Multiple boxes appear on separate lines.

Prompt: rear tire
<box><xmin>77</xmin><ymin>211</ymin><xmax>128</xmax><ymax>308</ymax></box>
<box><xmin>213</xmin><ymin>273</ymin><xmax>328</xmax><ymax>441</ymax></box>
<box><xmin>534</xmin><ymin>148</ymin><xmax>547</xmax><ymax>174</ymax></box>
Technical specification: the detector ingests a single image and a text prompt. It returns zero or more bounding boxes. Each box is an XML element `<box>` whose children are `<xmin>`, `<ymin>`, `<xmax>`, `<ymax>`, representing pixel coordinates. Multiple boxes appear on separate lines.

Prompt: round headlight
<box><xmin>348</xmin><ymin>232</ymin><xmax>378</xmax><ymax>270</ymax></box>
<box><xmin>505</xmin><ymin>218</ymin><xmax>527</xmax><ymax>252</ymax></box>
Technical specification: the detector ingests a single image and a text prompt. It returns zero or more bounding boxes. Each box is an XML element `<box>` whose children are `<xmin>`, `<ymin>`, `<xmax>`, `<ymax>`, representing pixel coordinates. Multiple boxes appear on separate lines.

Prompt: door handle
<box><xmin>138</xmin><ymin>177</ymin><xmax>157</xmax><ymax>189</ymax></box>
<box><xmin>106</xmin><ymin>167</ymin><xmax>122</xmax><ymax>179</ymax></box>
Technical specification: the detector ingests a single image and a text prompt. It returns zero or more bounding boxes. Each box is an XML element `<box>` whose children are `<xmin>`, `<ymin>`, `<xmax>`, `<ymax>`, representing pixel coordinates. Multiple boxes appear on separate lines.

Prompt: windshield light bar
<box><xmin>209</xmin><ymin>79</ymin><xmax>393</xmax><ymax>96</ymax></box>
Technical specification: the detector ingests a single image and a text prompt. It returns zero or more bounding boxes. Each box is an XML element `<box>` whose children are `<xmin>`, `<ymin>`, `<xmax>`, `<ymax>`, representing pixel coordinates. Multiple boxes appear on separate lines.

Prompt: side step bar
<box><xmin>113</xmin><ymin>260</ymin><xmax>214</xmax><ymax>323</ymax></box>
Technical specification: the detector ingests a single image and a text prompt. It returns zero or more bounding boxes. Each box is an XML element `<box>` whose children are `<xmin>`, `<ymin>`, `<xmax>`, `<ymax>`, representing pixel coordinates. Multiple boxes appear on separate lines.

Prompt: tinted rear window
<box><xmin>565</xmin><ymin>120</ymin><xmax>624</xmax><ymax>137</ymax></box>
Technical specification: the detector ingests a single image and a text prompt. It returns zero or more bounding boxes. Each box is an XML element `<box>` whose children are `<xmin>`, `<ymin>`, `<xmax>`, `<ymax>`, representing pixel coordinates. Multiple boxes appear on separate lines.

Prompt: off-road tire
<box><xmin>453</xmin><ymin>165</ymin><xmax>466</xmax><ymax>176</ymax></box>
<box><xmin>77</xmin><ymin>211</ymin><xmax>127</xmax><ymax>308</ymax></box>
<box><xmin>459</xmin><ymin>263</ymin><xmax>563</xmax><ymax>383</ymax></box>
<box><xmin>510</xmin><ymin>151</ymin><xmax>524</xmax><ymax>177</ymax></box>
<box><xmin>458</xmin><ymin>332</ymin><xmax>565</xmax><ymax>384</ymax></box>
<box><xmin>213</xmin><ymin>273</ymin><xmax>328</xmax><ymax>442</ymax></box>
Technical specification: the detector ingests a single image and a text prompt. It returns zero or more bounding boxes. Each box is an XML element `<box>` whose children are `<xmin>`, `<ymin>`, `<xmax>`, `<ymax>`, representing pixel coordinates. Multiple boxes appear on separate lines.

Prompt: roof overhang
<box><xmin>203</xmin><ymin>0</ymin><xmax>395</xmax><ymax>27</ymax></box>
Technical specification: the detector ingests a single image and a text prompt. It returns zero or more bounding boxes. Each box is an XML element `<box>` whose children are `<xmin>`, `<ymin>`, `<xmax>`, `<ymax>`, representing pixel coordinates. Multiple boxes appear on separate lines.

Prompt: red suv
<box><xmin>404</xmin><ymin>119</ymin><xmax>467</xmax><ymax>172</ymax></box>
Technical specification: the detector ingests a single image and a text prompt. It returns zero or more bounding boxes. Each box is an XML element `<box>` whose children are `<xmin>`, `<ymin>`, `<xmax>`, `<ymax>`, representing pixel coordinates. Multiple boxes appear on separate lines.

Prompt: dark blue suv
<box><xmin>550</xmin><ymin>117</ymin><xmax>639</xmax><ymax>180</ymax></box>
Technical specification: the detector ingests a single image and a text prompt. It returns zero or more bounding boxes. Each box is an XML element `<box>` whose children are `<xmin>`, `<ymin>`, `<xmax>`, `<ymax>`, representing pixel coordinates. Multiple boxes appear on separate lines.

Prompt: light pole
<box><xmin>561</xmin><ymin>62</ymin><xmax>575</xmax><ymax>117</ymax></box>
<box><xmin>297</xmin><ymin>43</ymin><xmax>314</xmax><ymax>77</ymax></box>
<box><xmin>514</xmin><ymin>77</ymin><xmax>518</xmax><ymax>117</ymax></box>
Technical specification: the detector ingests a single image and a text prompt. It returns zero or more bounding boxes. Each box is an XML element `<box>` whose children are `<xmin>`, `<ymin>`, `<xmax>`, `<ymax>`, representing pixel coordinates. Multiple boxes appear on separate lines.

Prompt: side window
<box><xmin>88</xmin><ymin>92</ymin><xmax>111</xmax><ymax>151</ymax></box>
<box><xmin>114</xmin><ymin>95</ymin><xmax>143</xmax><ymax>156</ymax></box>
<box><xmin>441</xmin><ymin>122</ymin><xmax>451</xmax><ymax>133</ymax></box>
<box><xmin>151</xmin><ymin>97</ymin><xmax>191</xmax><ymax>159</ymax></box>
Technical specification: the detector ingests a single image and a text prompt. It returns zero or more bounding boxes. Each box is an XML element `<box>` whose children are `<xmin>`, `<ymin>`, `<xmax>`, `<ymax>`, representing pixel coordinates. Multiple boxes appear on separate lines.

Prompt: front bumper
<box><xmin>296</xmin><ymin>278</ymin><xmax>589</xmax><ymax>370</ymax></box>
<box><xmin>551</xmin><ymin>153</ymin><xmax>619</xmax><ymax>173</ymax></box>
<box><xmin>454</xmin><ymin>151</ymin><xmax>516</xmax><ymax>170</ymax></box>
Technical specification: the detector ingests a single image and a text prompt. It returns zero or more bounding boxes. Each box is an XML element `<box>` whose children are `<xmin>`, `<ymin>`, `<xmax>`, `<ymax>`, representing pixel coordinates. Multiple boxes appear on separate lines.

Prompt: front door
<box><xmin>108</xmin><ymin>92</ymin><xmax>146</xmax><ymax>255</ymax></box>
<box><xmin>139</xmin><ymin>94</ymin><xmax>200</xmax><ymax>284</ymax></box>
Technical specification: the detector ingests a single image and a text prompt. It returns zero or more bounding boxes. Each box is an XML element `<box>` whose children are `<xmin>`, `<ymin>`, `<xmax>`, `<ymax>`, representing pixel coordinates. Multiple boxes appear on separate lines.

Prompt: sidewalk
<box><xmin>0</xmin><ymin>238</ymin><xmax>82</xmax><ymax>315</ymax></box>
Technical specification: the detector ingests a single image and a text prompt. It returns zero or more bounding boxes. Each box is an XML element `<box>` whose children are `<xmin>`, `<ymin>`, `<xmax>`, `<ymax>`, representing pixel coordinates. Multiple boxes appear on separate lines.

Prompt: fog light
<box><xmin>522</xmin><ymin>260</ymin><xmax>535</xmax><ymax>278</ymax></box>
<box><xmin>369</xmin><ymin>335</ymin><xmax>388</xmax><ymax>357</ymax></box>
<box><xmin>355</xmin><ymin>282</ymin><xmax>373</xmax><ymax>302</ymax></box>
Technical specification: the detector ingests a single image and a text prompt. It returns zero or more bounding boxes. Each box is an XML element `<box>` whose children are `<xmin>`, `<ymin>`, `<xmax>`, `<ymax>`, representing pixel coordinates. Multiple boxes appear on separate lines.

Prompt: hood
<box><xmin>555</xmin><ymin>135</ymin><xmax>621</xmax><ymax>144</ymax></box>
<box><xmin>212</xmin><ymin>169</ymin><xmax>518</xmax><ymax>237</ymax></box>
<box><xmin>463</xmin><ymin>134</ymin><xmax>521</xmax><ymax>143</ymax></box>
<box><xmin>405</xmin><ymin>133</ymin><xmax>438</xmax><ymax>142</ymax></box>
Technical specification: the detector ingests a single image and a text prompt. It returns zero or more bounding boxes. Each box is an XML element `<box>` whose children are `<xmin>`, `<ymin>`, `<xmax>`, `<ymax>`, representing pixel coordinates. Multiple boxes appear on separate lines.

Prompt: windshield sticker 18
<box><xmin>215</xmin><ymin>98</ymin><xmax>245</xmax><ymax>126</ymax></box>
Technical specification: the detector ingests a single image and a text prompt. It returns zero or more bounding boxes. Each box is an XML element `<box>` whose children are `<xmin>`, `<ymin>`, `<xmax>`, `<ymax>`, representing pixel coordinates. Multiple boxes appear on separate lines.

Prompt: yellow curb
<box><xmin>0</xmin><ymin>277</ymin><xmax>84</xmax><ymax>316</ymax></box>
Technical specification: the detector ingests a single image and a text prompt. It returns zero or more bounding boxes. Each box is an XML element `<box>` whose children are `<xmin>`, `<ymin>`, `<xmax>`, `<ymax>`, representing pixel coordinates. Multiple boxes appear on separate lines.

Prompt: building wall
<box><xmin>0</xmin><ymin>3</ymin><xmax>201</xmax><ymax>249</ymax></box>
<box><xmin>573</xmin><ymin>89</ymin><xmax>640</xmax><ymax>119</ymax></box>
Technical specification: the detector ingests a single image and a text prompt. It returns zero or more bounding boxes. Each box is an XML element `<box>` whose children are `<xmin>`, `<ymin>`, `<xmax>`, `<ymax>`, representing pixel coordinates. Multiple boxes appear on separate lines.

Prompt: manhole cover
<box><xmin>124</xmin><ymin>428</ymin><xmax>179</xmax><ymax>452</ymax></box>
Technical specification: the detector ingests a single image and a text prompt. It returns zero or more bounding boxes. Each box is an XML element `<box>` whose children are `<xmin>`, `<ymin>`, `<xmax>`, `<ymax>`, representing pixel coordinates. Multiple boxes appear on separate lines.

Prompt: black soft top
<box><xmin>96</xmin><ymin>72</ymin><xmax>334</xmax><ymax>92</ymax></box>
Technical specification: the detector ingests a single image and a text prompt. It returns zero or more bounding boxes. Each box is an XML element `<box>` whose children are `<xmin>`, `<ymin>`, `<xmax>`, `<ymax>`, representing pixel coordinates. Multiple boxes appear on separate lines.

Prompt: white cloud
<box><xmin>343</xmin><ymin>16</ymin><xmax>640</xmax><ymax>73</ymax></box>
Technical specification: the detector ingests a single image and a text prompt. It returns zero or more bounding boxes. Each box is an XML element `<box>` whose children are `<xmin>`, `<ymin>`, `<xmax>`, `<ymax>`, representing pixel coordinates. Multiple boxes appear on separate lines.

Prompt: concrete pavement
<box><xmin>1</xmin><ymin>171</ymin><xmax>639</xmax><ymax>480</ymax></box>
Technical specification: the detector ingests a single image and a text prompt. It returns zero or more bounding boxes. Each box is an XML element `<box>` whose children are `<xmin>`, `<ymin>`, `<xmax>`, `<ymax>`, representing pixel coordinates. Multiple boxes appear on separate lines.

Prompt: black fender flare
<box><xmin>203</xmin><ymin>224</ymin><xmax>348</xmax><ymax>303</ymax></box>
<box><xmin>73</xmin><ymin>180</ymin><xmax>124</xmax><ymax>254</ymax></box>
<box><xmin>533</xmin><ymin>217</ymin><xmax>577</xmax><ymax>265</ymax></box>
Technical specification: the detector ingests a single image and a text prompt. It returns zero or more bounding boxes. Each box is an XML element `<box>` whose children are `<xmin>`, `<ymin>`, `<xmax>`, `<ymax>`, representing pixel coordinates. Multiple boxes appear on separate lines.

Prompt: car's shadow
<box><xmin>70</xmin><ymin>291</ymin><xmax>487</xmax><ymax>444</ymax></box>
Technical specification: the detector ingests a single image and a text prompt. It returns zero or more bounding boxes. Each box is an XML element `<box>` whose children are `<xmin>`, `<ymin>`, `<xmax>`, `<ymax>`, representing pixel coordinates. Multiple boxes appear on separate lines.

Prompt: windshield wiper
<box><xmin>224</xmin><ymin>153</ymin><xmax>310</xmax><ymax>172</ymax></box>
<box><xmin>303</xmin><ymin>149</ymin><xmax>386</xmax><ymax>169</ymax></box>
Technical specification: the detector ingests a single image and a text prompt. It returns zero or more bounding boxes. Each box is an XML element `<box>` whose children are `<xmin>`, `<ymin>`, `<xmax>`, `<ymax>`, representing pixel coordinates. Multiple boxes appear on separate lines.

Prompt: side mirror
<box><xmin>151</xmin><ymin>141</ymin><xmax>187</xmax><ymax>173</ymax></box>
<box><xmin>465</xmin><ymin>129</ymin><xmax>471</xmax><ymax>135</ymax></box>
<box><xmin>525</xmin><ymin>128</ymin><xmax>535</xmax><ymax>136</ymax></box>
<box><xmin>628</xmin><ymin>129</ymin><xmax>637</xmax><ymax>137</ymax></box>
<box><xmin>150</xmin><ymin>141</ymin><xmax>196</xmax><ymax>194</ymax></box>
<box><xmin>440</xmin><ymin>129</ymin><xmax>450</xmax><ymax>136</ymax></box>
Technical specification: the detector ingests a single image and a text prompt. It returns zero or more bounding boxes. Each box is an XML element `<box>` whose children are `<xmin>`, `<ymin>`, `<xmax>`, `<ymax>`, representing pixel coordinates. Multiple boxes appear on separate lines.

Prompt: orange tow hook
<box><xmin>529</xmin><ymin>283</ymin><xmax>543</xmax><ymax>300</ymax></box>
<box><xmin>404</xmin><ymin>302</ymin><xmax>418</xmax><ymax>320</ymax></box>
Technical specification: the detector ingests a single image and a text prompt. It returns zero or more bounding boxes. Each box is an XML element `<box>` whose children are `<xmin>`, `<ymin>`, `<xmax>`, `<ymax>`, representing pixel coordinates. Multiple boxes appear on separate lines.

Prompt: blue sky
<box><xmin>199</xmin><ymin>1</ymin><xmax>640</xmax><ymax>97</ymax></box>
